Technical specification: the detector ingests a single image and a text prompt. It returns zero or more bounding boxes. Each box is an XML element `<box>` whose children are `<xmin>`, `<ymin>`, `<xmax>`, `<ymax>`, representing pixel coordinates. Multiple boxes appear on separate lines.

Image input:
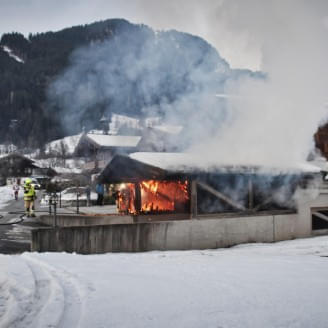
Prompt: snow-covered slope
<box><xmin>34</xmin><ymin>158</ymin><xmax>85</xmax><ymax>174</ymax></box>
<box><xmin>1</xmin><ymin>45</ymin><xmax>25</xmax><ymax>63</ymax></box>
<box><xmin>45</xmin><ymin>133</ymin><xmax>83</xmax><ymax>156</ymax></box>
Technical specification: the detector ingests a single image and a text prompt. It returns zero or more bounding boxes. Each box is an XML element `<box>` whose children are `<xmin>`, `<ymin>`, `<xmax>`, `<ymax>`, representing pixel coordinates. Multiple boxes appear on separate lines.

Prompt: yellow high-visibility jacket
<box><xmin>24</xmin><ymin>185</ymin><xmax>36</xmax><ymax>201</ymax></box>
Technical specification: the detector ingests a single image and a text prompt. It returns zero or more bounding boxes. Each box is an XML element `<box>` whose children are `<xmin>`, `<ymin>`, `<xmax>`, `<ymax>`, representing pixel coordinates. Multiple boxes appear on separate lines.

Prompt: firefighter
<box><xmin>24</xmin><ymin>178</ymin><xmax>36</xmax><ymax>217</ymax></box>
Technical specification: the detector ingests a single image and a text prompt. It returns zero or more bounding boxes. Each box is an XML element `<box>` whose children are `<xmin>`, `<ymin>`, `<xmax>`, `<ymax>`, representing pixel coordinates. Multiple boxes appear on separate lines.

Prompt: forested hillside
<box><xmin>0</xmin><ymin>19</ymin><xmax>256</xmax><ymax>150</ymax></box>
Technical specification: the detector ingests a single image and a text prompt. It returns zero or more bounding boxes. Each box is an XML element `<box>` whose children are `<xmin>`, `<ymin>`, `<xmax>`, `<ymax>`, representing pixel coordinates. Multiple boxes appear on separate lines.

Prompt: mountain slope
<box><xmin>0</xmin><ymin>19</ymin><xmax>255</xmax><ymax>150</ymax></box>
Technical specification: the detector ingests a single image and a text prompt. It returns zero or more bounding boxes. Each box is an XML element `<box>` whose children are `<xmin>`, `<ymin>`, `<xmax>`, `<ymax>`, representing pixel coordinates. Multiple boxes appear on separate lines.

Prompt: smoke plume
<box><xmin>192</xmin><ymin>0</ymin><xmax>328</xmax><ymax>168</ymax></box>
<box><xmin>47</xmin><ymin>21</ymin><xmax>235</xmax><ymax>149</ymax></box>
<box><xmin>48</xmin><ymin>0</ymin><xmax>328</xmax><ymax>170</ymax></box>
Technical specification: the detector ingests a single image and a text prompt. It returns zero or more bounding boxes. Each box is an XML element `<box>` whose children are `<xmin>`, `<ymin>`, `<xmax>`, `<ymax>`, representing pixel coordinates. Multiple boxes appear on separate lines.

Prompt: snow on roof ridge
<box><xmin>129</xmin><ymin>152</ymin><xmax>322</xmax><ymax>173</ymax></box>
<box><xmin>87</xmin><ymin>134</ymin><xmax>141</xmax><ymax>147</ymax></box>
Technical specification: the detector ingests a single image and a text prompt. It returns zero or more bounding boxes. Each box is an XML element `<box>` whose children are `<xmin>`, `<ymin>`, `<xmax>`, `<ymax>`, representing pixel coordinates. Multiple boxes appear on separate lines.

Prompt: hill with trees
<box><xmin>0</xmin><ymin>19</ymin><xmax>258</xmax><ymax>151</ymax></box>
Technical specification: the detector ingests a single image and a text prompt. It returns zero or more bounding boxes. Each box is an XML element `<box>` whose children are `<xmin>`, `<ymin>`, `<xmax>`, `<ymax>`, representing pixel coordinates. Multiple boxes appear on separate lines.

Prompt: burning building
<box><xmin>98</xmin><ymin>152</ymin><xmax>320</xmax><ymax>222</ymax></box>
<box><xmin>33</xmin><ymin>152</ymin><xmax>327</xmax><ymax>253</ymax></box>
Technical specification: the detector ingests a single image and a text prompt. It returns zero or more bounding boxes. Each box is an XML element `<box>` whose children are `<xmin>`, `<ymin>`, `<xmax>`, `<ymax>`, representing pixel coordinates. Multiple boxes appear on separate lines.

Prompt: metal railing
<box><xmin>48</xmin><ymin>191</ymin><xmax>82</xmax><ymax>227</ymax></box>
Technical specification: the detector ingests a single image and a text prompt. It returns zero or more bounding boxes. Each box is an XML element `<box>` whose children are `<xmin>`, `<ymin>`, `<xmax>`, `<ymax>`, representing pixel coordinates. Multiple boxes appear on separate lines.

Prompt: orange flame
<box><xmin>117</xmin><ymin>180</ymin><xmax>189</xmax><ymax>214</ymax></box>
<box><xmin>117</xmin><ymin>183</ymin><xmax>135</xmax><ymax>214</ymax></box>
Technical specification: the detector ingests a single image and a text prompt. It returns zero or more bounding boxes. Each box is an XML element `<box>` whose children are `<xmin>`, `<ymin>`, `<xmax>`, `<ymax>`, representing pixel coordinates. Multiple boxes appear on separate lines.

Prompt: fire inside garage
<box><xmin>99</xmin><ymin>153</ymin><xmax>318</xmax><ymax>221</ymax></box>
<box><xmin>117</xmin><ymin>180</ymin><xmax>189</xmax><ymax>215</ymax></box>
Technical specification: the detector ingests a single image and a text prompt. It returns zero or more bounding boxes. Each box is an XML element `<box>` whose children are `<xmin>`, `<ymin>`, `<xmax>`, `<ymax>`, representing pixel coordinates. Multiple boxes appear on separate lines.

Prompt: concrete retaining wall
<box><xmin>38</xmin><ymin>214</ymin><xmax>133</xmax><ymax>227</ymax></box>
<box><xmin>32</xmin><ymin>212</ymin><xmax>303</xmax><ymax>253</ymax></box>
<box><xmin>31</xmin><ymin>184</ymin><xmax>328</xmax><ymax>253</ymax></box>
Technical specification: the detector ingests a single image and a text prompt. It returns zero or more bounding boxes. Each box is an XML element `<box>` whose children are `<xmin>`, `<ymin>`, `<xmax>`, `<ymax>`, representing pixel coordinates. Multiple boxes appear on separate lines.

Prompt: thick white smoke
<box><xmin>48</xmin><ymin>22</ymin><xmax>233</xmax><ymax>149</ymax></box>
<box><xmin>191</xmin><ymin>0</ymin><xmax>328</xmax><ymax>168</ymax></box>
<box><xmin>48</xmin><ymin>0</ymin><xmax>328</xmax><ymax>170</ymax></box>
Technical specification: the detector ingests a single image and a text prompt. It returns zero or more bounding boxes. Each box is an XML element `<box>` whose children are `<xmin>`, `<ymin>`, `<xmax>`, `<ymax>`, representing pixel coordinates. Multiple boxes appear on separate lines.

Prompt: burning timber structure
<box><xmin>99</xmin><ymin>154</ymin><xmax>317</xmax><ymax>219</ymax></box>
<box><xmin>32</xmin><ymin>153</ymin><xmax>328</xmax><ymax>253</ymax></box>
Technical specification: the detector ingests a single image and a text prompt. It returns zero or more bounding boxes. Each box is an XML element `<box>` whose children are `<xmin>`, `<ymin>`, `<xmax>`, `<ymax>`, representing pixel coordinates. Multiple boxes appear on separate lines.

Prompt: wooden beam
<box><xmin>253</xmin><ymin>196</ymin><xmax>273</xmax><ymax>211</ymax></box>
<box><xmin>134</xmin><ymin>183</ymin><xmax>141</xmax><ymax>215</ymax></box>
<box><xmin>248</xmin><ymin>178</ymin><xmax>254</xmax><ymax>209</ymax></box>
<box><xmin>313</xmin><ymin>211</ymin><xmax>328</xmax><ymax>222</ymax></box>
<box><xmin>196</xmin><ymin>181</ymin><xmax>246</xmax><ymax>211</ymax></box>
<box><xmin>190</xmin><ymin>180</ymin><xmax>197</xmax><ymax>218</ymax></box>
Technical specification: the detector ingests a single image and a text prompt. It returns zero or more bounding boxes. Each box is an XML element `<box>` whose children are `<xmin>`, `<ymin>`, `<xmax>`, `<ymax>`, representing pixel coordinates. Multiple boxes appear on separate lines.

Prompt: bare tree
<box><xmin>59</xmin><ymin>140</ymin><xmax>68</xmax><ymax>167</ymax></box>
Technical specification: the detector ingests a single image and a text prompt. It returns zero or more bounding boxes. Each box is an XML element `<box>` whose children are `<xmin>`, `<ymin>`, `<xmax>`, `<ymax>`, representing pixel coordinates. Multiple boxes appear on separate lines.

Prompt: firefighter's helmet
<box><xmin>25</xmin><ymin>178</ymin><xmax>32</xmax><ymax>185</ymax></box>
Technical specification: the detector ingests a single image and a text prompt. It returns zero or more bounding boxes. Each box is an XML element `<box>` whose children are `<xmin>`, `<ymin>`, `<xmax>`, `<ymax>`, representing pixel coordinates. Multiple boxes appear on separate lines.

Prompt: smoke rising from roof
<box><xmin>48</xmin><ymin>1</ymin><xmax>328</xmax><ymax>169</ymax></box>
<box><xmin>47</xmin><ymin>21</ymin><xmax>243</xmax><ymax>151</ymax></box>
<box><xmin>192</xmin><ymin>0</ymin><xmax>328</xmax><ymax>168</ymax></box>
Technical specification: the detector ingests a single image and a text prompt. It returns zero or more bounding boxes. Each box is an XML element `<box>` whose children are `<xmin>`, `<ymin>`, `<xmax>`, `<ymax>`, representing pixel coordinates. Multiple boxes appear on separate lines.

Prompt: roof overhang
<box><xmin>129</xmin><ymin>152</ymin><xmax>322</xmax><ymax>175</ymax></box>
<box><xmin>98</xmin><ymin>155</ymin><xmax>167</xmax><ymax>183</ymax></box>
<box><xmin>86</xmin><ymin>134</ymin><xmax>141</xmax><ymax>148</ymax></box>
<box><xmin>99</xmin><ymin>153</ymin><xmax>321</xmax><ymax>184</ymax></box>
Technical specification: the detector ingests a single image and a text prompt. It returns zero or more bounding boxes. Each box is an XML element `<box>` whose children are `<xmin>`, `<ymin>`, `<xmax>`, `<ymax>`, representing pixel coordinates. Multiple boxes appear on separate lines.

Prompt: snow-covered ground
<box><xmin>40</xmin><ymin>187</ymin><xmax>97</xmax><ymax>206</ymax></box>
<box><xmin>1</xmin><ymin>238</ymin><xmax>328</xmax><ymax>328</ymax></box>
<box><xmin>1</xmin><ymin>185</ymin><xmax>328</xmax><ymax>327</ymax></box>
<box><xmin>0</xmin><ymin>185</ymin><xmax>19</xmax><ymax>208</ymax></box>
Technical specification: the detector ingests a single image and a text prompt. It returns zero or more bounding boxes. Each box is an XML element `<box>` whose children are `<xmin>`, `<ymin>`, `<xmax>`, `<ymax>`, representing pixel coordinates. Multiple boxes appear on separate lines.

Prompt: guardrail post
<box><xmin>51</xmin><ymin>192</ymin><xmax>58</xmax><ymax>228</ymax></box>
<box><xmin>53</xmin><ymin>200</ymin><xmax>57</xmax><ymax>228</ymax></box>
<box><xmin>49</xmin><ymin>194</ymin><xmax>52</xmax><ymax>215</ymax></box>
<box><xmin>76</xmin><ymin>192</ymin><xmax>79</xmax><ymax>214</ymax></box>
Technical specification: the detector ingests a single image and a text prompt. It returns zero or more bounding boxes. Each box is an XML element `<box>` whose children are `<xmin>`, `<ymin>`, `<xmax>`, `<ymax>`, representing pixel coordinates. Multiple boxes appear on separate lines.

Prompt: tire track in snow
<box><xmin>0</xmin><ymin>277</ymin><xmax>22</xmax><ymax>328</ymax></box>
<box><xmin>22</xmin><ymin>254</ymin><xmax>85</xmax><ymax>328</ymax></box>
<box><xmin>0</xmin><ymin>257</ymin><xmax>37</xmax><ymax>328</ymax></box>
<box><xmin>22</xmin><ymin>258</ymin><xmax>64</xmax><ymax>327</ymax></box>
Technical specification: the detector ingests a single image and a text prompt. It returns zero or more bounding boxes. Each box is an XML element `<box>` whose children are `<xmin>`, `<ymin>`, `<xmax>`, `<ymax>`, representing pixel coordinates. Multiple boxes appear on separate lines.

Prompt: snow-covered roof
<box><xmin>129</xmin><ymin>152</ymin><xmax>322</xmax><ymax>174</ymax></box>
<box><xmin>129</xmin><ymin>152</ymin><xmax>195</xmax><ymax>171</ymax></box>
<box><xmin>87</xmin><ymin>134</ymin><xmax>141</xmax><ymax>148</ymax></box>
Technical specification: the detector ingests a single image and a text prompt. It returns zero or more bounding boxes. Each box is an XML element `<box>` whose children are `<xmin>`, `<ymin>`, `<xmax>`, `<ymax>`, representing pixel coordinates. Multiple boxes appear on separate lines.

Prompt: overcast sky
<box><xmin>0</xmin><ymin>0</ymin><xmax>262</xmax><ymax>70</ymax></box>
<box><xmin>2</xmin><ymin>1</ymin><xmax>327</xmax><ymax>71</ymax></box>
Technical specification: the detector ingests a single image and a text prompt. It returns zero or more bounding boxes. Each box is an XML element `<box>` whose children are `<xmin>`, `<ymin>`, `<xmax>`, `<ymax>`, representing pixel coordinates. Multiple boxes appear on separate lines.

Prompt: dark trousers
<box><xmin>97</xmin><ymin>193</ymin><xmax>104</xmax><ymax>205</ymax></box>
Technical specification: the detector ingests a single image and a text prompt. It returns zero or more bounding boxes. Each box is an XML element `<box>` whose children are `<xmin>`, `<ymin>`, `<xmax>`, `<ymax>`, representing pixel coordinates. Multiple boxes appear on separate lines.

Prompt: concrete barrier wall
<box><xmin>38</xmin><ymin>215</ymin><xmax>134</xmax><ymax>227</ymax></box>
<box><xmin>32</xmin><ymin>212</ymin><xmax>305</xmax><ymax>254</ymax></box>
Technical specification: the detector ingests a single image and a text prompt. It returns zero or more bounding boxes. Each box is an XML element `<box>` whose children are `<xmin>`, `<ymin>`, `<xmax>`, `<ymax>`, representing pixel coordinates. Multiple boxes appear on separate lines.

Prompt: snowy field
<box><xmin>1</xmin><ymin>185</ymin><xmax>328</xmax><ymax>327</ymax></box>
<box><xmin>1</xmin><ymin>238</ymin><xmax>328</xmax><ymax>328</ymax></box>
